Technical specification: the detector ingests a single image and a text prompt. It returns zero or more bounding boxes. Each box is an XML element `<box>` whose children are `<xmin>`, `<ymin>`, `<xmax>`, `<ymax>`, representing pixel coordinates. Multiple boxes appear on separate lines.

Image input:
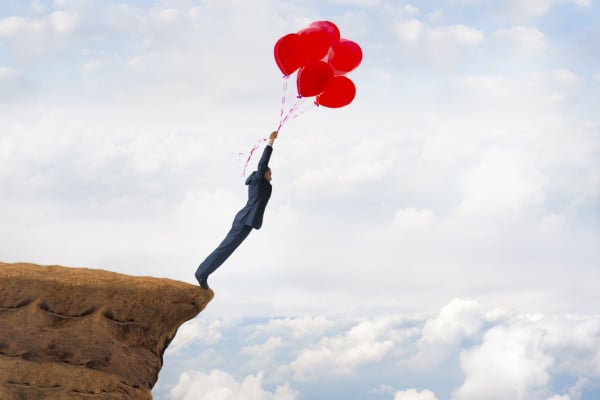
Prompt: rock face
<box><xmin>0</xmin><ymin>262</ymin><xmax>213</xmax><ymax>400</ymax></box>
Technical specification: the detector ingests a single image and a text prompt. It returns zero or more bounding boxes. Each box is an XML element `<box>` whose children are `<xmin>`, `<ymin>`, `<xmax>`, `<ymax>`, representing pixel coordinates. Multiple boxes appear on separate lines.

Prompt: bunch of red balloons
<box><xmin>274</xmin><ymin>21</ymin><xmax>362</xmax><ymax>108</ymax></box>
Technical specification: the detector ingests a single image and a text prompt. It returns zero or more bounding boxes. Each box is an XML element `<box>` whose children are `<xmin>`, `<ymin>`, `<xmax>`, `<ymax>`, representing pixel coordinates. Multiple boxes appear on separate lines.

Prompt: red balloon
<box><xmin>297</xmin><ymin>26</ymin><xmax>331</xmax><ymax>65</ymax></box>
<box><xmin>297</xmin><ymin>61</ymin><xmax>334</xmax><ymax>97</ymax></box>
<box><xmin>328</xmin><ymin>39</ymin><xmax>363</xmax><ymax>75</ymax></box>
<box><xmin>309</xmin><ymin>20</ymin><xmax>340</xmax><ymax>47</ymax></box>
<box><xmin>274</xmin><ymin>33</ymin><xmax>300</xmax><ymax>75</ymax></box>
<box><xmin>316</xmin><ymin>76</ymin><xmax>356</xmax><ymax>108</ymax></box>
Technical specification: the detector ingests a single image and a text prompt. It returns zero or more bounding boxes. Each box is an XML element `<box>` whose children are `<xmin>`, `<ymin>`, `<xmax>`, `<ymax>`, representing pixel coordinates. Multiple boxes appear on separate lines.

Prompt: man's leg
<box><xmin>195</xmin><ymin>222</ymin><xmax>252</xmax><ymax>287</ymax></box>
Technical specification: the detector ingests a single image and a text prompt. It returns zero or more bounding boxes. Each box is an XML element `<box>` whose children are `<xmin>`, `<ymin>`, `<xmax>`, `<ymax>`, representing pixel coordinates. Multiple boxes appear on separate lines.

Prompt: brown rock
<box><xmin>0</xmin><ymin>262</ymin><xmax>213</xmax><ymax>400</ymax></box>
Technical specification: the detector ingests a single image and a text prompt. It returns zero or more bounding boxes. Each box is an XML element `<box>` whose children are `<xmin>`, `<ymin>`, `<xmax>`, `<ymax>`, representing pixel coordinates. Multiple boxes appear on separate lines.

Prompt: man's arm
<box><xmin>257</xmin><ymin>131</ymin><xmax>278</xmax><ymax>176</ymax></box>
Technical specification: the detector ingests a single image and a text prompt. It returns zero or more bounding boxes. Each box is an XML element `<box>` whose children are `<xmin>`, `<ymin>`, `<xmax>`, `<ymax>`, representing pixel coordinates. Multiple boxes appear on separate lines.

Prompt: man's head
<box><xmin>264</xmin><ymin>167</ymin><xmax>272</xmax><ymax>182</ymax></box>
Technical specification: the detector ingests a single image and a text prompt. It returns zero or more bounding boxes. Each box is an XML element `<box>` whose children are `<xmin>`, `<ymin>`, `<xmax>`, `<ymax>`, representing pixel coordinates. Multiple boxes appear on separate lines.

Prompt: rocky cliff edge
<box><xmin>0</xmin><ymin>262</ymin><xmax>212</xmax><ymax>400</ymax></box>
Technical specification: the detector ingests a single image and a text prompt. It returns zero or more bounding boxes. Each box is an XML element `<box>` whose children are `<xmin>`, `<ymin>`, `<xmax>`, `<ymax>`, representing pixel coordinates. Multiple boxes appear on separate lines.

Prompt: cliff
<box><xmin>0</xmin><ymin>262</ymin><xmax>213</xmax><ymax>400</ymax></box>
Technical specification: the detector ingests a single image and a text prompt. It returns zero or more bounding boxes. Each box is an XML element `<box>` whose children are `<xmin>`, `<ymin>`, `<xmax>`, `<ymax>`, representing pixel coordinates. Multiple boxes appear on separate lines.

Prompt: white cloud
<box><xmin>394</xmin><ymin>389</ymin><xmax>439</xmax><ymax>400</ymax></box>
<box><xmin>404</xmin><ymin>5</ymin><xmax>421</xmax><ymax>16</ymax></box>
<box><xmin>371</xmin><ymin>384</ymin><xmax>396</xmax><ymax>395</ymax></box>
<box><xmin>104</xmin><ymin>4</ymin><xmax>184</xmax><ymax>38</ymax></box>
<box><xmin>417</xmin><ymin>302</ymin><xmax>600</xmax><ymax>400</ymax></box>
<box><xmin>456</xmin><ymin>147</ymin><xmax>547</xmax><ymax>223</ymax></box>
<box><xmin>446</xmin><ymin>0</ymin><xmax>483</xmax><ymax>4</ymax></box>
<box><xmin>447</xmin><ymin>0</ymin><xmax>589</xmax><ymax>19</ymax></box>
<box><xmin>0</xmin><ymin>67</ymin><xmax>36</xmax><ymax>102</ymax></box>
<box><xmin>53</xmin><ymin>0</ymin><xmax>92</xmax><ymax>7</ymax></box>
<box><xmin>421</xmin><ymin>299</ymin><xmax>487</xmax><ymax>345</ymax></box>
<box><xmin>393</xmin><ymin>208</ymin><xmax>436</xmax><ymax>230</ymax></box>
<box><xmin>330</xmin><ymin>0</ymin><xmax>381</xmax><ymax>7</ymax></box>
<box><xmin>251</xmin><ymin>316</ymin><xmax>334</xmax><ymax>340</ymax></box>
<box><xmin>167</xmin><ymin>319</ymin><xmax>224</xmax><ymax>354</ymax></box>
<box><xmin>280</xmin><ymin>318</ymin><xmax>396</xmax><ymax>381</ymax></box>
<box><xmin>505</xmin><ymin>0</ymin><xmax>555</xmax><ymax>18</ymax></box>
<box><xmin>395</xmin><ymin>20</ymin><xmax>484</xmax><ymax>48</ymax></box>
<box><xmin>147</xmin><ymin>8</ymin><xmax>181</xmax><ymax>28</ymax></box>
<box><xmin>542</xmin><ymin>317</ymin><xmax>600</xmax><ymax>377</ymax></box>
<box><xmin>49</xmin><ymin>11</ymin><xmax>79</xmax><ymax>35</ymax></box>
<box><xmin>176</xmin><ymin>188</ymin><xmax>243</xmax><ymax>226</ymax></box>
<box><xmin>458</xmin><ymin>74</ymin><xmax>513</xmax><ymax>95</ymax></box>
<box><xmin>428</xmin><ymin>24</ymin><xmax>485</xmax><ymax>47</ymax></box>
<box><xmin>242</xmin><ymin>336</ymin><xmax>283</xmax><ymax>356</ymax></box>
<box><xmin>492</xmin><ymin>26</ymin><xmax>548</xmax><ymax>54</ymax></box>
<box><xmin>426</xmin><ymin>9</ymin><xmax>445</xmax><ymax>23</ymax></box>
<box><xmin>394</xmin><ymin>18</ymin><xmax>484</xmax><ymax>62</ymax></box>
<box><xmin>410</xmin><ymin>299</ymin><xmax>496</xmax><ymax>367</ymax></box>
<box><xmin>547</xmin><ymin>69</ymin><xmax>580</xmax><ymax>86</ymax></box>
<box><xmin>82</xmin><ymin>59</ymin><xmax>102</xmax><ymax>74</ymax></box>
<box><xmin>158</xmin><ymin>301</ymin><xmax>600</xmax><ymax>399</ymax></box>
<box><xmin>186</xmin><ymin>6</ymin><xmax>204</xmax><ymax>20</ymax></box>
<box><xmin>170</xmin><ymin>370</ymin><xmax>299</xmax><ymax>400</ymax></box>
<box><xmin>395</xmin><ymin>19</ymin><xmax>424</xmax><ymax>44</ymax></box>
<box><xmin>0</xmin><ymin>67</ymin><xmax>19</xmax><ymax>79</ymax></box>
<box><xmin>292</xmin><ymin>140</ymin><xmax>394</xmax><ymax>196</ymax></box>
<box><xmin>453</xmin><ymin>322</ymin><xmax>553</xmax><ymax>400</ymax></box>
<box><xmin>0</xmin><ymin>16</ymin><xmax>42</xmax><ymax>38</ymax></box>
<box><xmin>241</xmin><ymin>336</ymin><xmax>284</xmax><ymax>370</ymax></box>
<box><xmin>126</xmin><ymin>55</ymin><xmax>148</xmax><ymax>72</ymax></box>
<box><xmin>0</xmin><ymin>11</ymin><xmax>80</xmax><ymax>57</ymax></box>
<box><xmin>29</xmin><ymin>0</ymin><xmax>47</xmax><ymax>14</ymax></box>
<box><xmin>372</xmin><ymin>68</ymin><xmax>393</xmax><ymax>84</ymax></box>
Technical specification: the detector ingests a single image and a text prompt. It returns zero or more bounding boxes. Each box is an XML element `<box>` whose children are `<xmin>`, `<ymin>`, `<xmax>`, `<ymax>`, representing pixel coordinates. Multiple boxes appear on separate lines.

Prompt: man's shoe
<box><xmin>195</xmin><ymin>271</ymin><xmax>210</xmax><ymax>290</ymax></box>
<box><xmin>199</xmin><ymin>276</ymin><xmax>210</xmax><ymax>290</ymax></box>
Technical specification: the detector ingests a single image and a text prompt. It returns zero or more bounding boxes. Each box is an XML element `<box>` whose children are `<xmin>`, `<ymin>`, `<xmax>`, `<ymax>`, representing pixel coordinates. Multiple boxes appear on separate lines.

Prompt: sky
<box><xmin>1</xmin><ymin>0</ymin><xmax>599</xmax><ymax>399</ymax></box>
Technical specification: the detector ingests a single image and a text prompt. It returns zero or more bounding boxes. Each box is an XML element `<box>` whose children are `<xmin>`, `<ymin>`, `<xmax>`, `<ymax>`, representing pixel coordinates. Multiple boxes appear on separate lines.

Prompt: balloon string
<box><xmin>240</xmin><ymin>138</ymin><xmax>268</xmax><ymax>177</ymax></box>
<box><xmin>277</xmin><ymin>75</ymin><xmax>291</xmax><ymax>131</ymax></box>
<box><xmin>279</xmin><ymin>96</ymin><xmax>301</xmax><ymax>129</ymax></box>
<box><xmin>279</xmin><ymin>76</ymin><xmax>288</xmax><ymax>121</ymax></box>
<box><xmin>282</xmin><ymin>95</ymin><xmax>317</xmax><ymax>127</ymax></box>
<box><xmin>244</xmin><ymin>76</ymin><xmax>291</xmax><ymax>176</ymax></box>
<box><xmin>290</xmin><ymin>99</ymin><xmax>312</xmax><ymax>121</ymax></box>
<box><xmin>276</xmin><ymin>72</ymin><xmax>316</xmax><ymax>130</ymax></box>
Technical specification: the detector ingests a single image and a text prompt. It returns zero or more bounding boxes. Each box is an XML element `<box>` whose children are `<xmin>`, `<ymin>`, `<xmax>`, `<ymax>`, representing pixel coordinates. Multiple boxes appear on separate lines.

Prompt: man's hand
<box><xmin>268</xmin><ymin>131</ymin><xmax>278</xmax><ymax>145</ymax></box>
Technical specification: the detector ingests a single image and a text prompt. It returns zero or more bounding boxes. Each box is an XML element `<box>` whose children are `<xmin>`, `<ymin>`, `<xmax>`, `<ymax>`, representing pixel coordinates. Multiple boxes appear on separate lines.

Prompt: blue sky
<box><xmin>1</xmin><ymin>1</ymin><xmax>599</xmax><ymax>399</ymax></box>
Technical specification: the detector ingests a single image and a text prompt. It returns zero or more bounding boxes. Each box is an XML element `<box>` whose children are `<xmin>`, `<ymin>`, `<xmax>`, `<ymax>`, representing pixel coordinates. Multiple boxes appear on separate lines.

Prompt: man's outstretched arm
<box><xmin>257</xmin><ymin>131</ymin><xmax>278</xmax><ymax>176</ymax></box>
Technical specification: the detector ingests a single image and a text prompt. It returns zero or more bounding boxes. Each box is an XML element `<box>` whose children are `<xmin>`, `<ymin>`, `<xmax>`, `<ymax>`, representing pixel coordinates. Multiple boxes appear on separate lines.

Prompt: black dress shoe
<box><xmin>195</xmin><ymin>271</ymin><xmax>210</xmax><ymax>290</ymax></box>
<box><xmin>200</xmin><ymin>276</ymin><xmax>210</xmax><ymax>290</ymax></box>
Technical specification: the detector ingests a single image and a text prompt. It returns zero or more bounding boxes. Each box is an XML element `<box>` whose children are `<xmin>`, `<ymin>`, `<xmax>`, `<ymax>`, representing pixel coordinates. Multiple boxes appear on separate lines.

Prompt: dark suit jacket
<box><xmin>234</xmin><ymin>145</ymin><xmax>273</xmax><ymax>229</ymax></box>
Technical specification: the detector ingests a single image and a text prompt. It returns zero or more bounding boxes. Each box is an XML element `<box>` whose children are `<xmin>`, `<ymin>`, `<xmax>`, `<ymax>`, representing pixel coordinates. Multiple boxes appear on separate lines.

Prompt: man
<box><xmin>195</xmin><ymin>131</ymin><xmax>278</xmax><ymax>289</ymax></box>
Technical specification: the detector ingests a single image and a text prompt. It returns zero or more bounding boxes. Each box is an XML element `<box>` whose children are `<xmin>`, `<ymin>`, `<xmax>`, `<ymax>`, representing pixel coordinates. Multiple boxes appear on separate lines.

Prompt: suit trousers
<box><xmin>195</xmin><ymin>221</ymin><xmax>252</xmax><ymax>280</ymax></box>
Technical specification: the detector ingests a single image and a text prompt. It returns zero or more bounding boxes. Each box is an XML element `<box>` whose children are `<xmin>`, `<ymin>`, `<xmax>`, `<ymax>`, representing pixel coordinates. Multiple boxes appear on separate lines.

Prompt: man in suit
<box><xmin>195</xmin><ymin>131</ymin><xmax>278</xmax><ymax>289</ymax></box>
